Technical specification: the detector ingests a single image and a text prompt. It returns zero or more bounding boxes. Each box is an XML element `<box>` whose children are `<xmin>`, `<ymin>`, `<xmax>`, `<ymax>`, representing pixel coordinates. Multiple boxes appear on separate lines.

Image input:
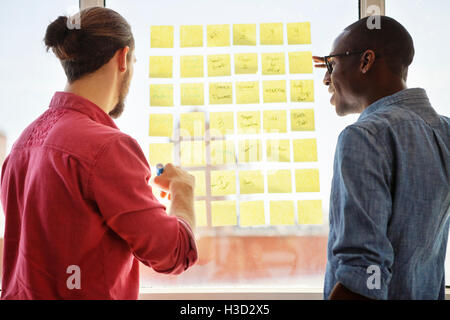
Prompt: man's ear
<box><xmin>360</xmin><ymin>50</ymin><xmax>376</xmax><ymax>74</ymax></box>
<box><xmin>118</xmin><ymin>46</ymin><xmax>130</xmax><ymax>73</ymax></box>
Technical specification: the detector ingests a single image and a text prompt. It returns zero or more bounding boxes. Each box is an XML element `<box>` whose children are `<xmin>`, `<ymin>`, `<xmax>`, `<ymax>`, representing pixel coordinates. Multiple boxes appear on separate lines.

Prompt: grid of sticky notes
<box><xmin>148</xmin><ymin>22</ymin><xmax>321</xmax><ymax>228</ymax></box>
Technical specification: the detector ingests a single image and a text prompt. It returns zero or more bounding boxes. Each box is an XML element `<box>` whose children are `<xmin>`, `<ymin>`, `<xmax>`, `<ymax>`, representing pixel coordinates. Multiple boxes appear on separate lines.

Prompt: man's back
<box><xmin>1</xmin><ymin>92</ymin><xmax>197</xmax><ymax>299</ymax></box>
<box><xmin>325</xmin><ymin>88</ymin><xmax>450</xmax><ymax>299</ymax></box>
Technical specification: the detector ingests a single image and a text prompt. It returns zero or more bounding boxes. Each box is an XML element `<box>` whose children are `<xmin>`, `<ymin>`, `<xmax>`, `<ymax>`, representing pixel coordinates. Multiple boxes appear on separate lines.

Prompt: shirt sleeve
<box><xmin>88</xmin><ymin>135</ymin><xmax>198</xmax><ymax>274</ymax></box>
<box><xmin>330</xmin><ymin>125</ymin><xmax>394</xmax><ymax>300</ymax></box>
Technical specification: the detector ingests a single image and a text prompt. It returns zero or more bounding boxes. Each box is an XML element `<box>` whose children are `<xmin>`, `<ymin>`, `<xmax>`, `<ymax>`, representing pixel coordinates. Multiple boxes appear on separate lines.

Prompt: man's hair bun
<box><xmin>44</xmin><ymin>16</ymin><xmax>80</xmax><ymax>60</ymax></box>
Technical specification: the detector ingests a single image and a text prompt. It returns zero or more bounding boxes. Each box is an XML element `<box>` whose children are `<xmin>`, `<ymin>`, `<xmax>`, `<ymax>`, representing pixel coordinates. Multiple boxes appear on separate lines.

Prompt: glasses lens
<box><xmin>325</xmin><ymin>57</ymin><xmax>333</xmax><ymax>74</ymax></box>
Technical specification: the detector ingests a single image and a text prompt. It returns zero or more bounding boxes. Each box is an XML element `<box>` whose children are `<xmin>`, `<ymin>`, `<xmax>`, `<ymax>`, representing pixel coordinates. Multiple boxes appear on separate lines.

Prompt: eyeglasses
<box><xmin>323</xmin><ymin>51</ymin><xmax>366</xmax><ymax>74</ymax></box>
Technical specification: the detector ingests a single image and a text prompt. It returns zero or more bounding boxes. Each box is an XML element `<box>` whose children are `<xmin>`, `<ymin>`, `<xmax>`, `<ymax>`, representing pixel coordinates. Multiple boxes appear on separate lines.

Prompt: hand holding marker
<box><xmin>156</xmin><ymin>163</ymin><xmax>170</xmax><ymax>199</ymax></box>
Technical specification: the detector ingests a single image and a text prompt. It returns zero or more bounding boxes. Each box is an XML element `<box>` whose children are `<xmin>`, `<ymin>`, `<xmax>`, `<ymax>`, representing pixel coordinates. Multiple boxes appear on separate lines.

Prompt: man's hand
<box><xmin>153</xmin><ymin>163</ymin><xmax>196</xmax><ymax>229</ymax></box>
<box><xmin>312</xmin><ymin>55</ymin><xmax>327</xmax><ymax>69</ymax></box>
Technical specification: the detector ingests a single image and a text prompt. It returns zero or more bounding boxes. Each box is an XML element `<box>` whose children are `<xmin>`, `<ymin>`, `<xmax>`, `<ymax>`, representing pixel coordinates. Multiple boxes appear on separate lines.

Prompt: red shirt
<box><xmin>0</xmin><ymin>92</ymin><xmax>197</xmax><ymax>300</ymax></box>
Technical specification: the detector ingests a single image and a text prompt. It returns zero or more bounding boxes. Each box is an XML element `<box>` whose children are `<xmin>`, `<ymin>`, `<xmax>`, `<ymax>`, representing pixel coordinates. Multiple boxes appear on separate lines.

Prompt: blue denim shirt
<box><xmin>324</xmin><ymin>88</ymin><xmax>450</xmax><ymax>300</ymax></box>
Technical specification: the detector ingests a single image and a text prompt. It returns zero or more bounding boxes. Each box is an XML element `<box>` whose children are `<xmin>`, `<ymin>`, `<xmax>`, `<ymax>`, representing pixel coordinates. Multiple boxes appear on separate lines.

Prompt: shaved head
<box><xmin>343</xmin><ymin>16</ymin><xmax>414</xmax><ymax>80</ymax></box>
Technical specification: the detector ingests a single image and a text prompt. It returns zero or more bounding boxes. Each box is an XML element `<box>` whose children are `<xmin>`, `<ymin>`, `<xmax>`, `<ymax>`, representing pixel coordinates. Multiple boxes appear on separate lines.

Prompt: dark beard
<box><xmin>109</xmin><ymin>69</ymin><xmax>131</xmax><ymax>119</ymax></box>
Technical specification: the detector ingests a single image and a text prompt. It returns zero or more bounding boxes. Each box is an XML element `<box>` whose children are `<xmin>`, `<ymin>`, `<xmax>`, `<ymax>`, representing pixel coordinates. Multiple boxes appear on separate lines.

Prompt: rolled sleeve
<box><xmin>89</xmin><ymin>135</ymin><xmax>198</xmax><ymax>274</ymax></box>
<box><xmin>329</xmin><ymin>125</ymin><xmax>394</xmax><ymax>299</ymax></box>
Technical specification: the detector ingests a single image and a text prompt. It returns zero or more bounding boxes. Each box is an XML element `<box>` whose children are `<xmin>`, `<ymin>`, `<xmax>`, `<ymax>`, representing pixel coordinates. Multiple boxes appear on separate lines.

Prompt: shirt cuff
<box><xmin>176</xmin><ymin>217</ymin><xmax>198</xmax><ymax>270</ymax></box>
<box><xmin>335</xmin><ymin>263</ymin><xmax>391</xmax><ymax>300</ymax></box>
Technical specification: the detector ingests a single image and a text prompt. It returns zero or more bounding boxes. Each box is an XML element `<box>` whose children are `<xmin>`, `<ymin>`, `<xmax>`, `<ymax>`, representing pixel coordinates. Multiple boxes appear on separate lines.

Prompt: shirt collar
<box><xmin>49</xmin><ymin>91</ymin><xmax>119</xmax><ymax>129</ymax></box>
<box><xmin>358</xmin><ymin>88</ymin><xmax>429</xmax><ymax>121</ymax></box>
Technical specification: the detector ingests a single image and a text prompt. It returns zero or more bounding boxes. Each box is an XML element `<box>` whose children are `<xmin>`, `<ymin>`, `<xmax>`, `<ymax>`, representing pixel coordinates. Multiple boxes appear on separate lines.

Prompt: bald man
<box><xmin>314</xmin><ymin>16</ymin><xmax>450</xmax><ymax>300</ymax></box>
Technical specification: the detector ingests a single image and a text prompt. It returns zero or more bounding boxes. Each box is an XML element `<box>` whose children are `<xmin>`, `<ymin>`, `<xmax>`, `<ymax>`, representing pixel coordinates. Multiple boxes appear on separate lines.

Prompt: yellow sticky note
<box><xmin>180</xmin><ymin>55</ymin><xmax>204</xmax><ymax>78</ymax></box>
<box><xmin>260</xmin><ymin>23</ymin><xmax>284</xmax><ymax>45</ymax></box>
<box><xmin>267</xmin><ymin>169</ymin><xmax>292</xmax><ymax>193</ymax></box>
<box><xmin>210</xmin><ymin>140</ymin><xmax>235</xmax><ymax>165</ymax></box>
<box><xmin>180</xmin><ymin>112</ymin><xmax>205</xmax><ymax>138</ymax></box>
<box><xmin>189</xmin><ymin>171</ymin><xmax>206</xmax><ymax>196</ymax></box>
<box><xmin>211</xmin><ymin>170</ymin><xmax>236</xmax><ymax>196</ymax></box>
<box><xmin>298</xmin><ymin>200</ymin><xmax>323</xmax><ymax>224</ymax></box>
<box><xmin>237</xmin><ymin>111</ymin><xmax>261</xmax><ymax>134</ymax></box>
<box><xmin>149</xmin><ymin>143</ymin><xmax>173</xmax><ymax>166</ymax></box>
<box><xmin>238</xmin><ymin>140</ymin><xmax>261</xmax><ymax>163</ymax></box>
<box><xmin>291</xmin><ymin>80</ymin><xmax>314</xmax><ymax>102</ymax></box>
<box><xmin>291</xmin><ymin>109</ymin><xmax>315</xmax><ymax>131</ymax></box>
<box><xmin>261</xmin><ymin>53</ymin><xmax>285</xmax><ymax>75</ymax></box>
<box><xmin>263</xmin><ymin>110</ymin><xmax>287</xmax><ymax>133</ymax></box>
<box><xmin>239</xmin><ymin>170</ymin><xmax>264</xmax><ymax>194</ymax></box>
<box><xmin>266</xmin><ymin>139</ymin><xmax>290</xmax><ymax>162</ymax></box>
<box><xmin>295</xmin><ymin>169</ymin><xmax>320</xmax><ymax>192</ymax></box>
<box><xmin>236</xmin><ymin>81</ymin><xmax>259</xmax><ymax>104</ymax></box>
<box><xmin>233</xmin><ymin>24</ymin><xmax>256</xmax><ymax>45</ymax></box>
<box><xmin>180</xmin><ymin>25</ymin><xmax>203</xmax><ymax>47</ymax></box>
<box><xmin>209</xmin><ymin>82</ymin><xmax>233</xmax><ymax>104</ymax></box>
<box><xmin>149</xmin><ymin>56</ymin><xmax>173</xmax><ymax>78</ymax></box>
<box><xmin>207</xmin><ymin>54</ymin><xmax>231</xmax><ymax>77</ymax></box>
<box><xmin>181</xmin><ymin>83</ymin><xmax>204</xmax><ymax>106</ymax></box>
<box><xmin>293</xmin><ymin>139</ymin><xmax>318</xmax><ymax>162</ymax></box>
<box><xmin>289</xmin><ymin>51</ymin><xmax>313</xmax><ymax>74</ymax></box>
<box><xmin>207</xmin><ymin>24</ymin><xmax>230</xmax><ymax>47</ymax></box>
<box><xmin>234</xmin><ymin>53</ymin><xmax>258</xmax><ymax>74</ymax></box>
<box><xmin>151</xmin><ymin>25</ymin><xmax>174</xmax><ymax>48</ymax></box>
<box><xmin>194</xmin><ymin>201</ymin><xmax>207</xmax><ymax>227</ymax></box>
<box><xmin>240</xmin><ymin>201</ymin><xmax>265</xmax><ymax>226</ymax></box>
<box><xmin>263</xmin><ymin>80</ymin><xmax>287</xmax><ymax>103</ymax></box>
<box><xmin>180</xmin><ymin>141</ymin><xmax>206</xmax><ymax>166</ymax></box>
<box><xmin>287</xmin><ymin>22</ymin><xmax>311</xmax><ymax>45</ymax></box>
<box><xmin>149</xmin><ymin>114</ymin><xmax>173</xmax><ymax>137</ymax></box>
<box><xmin>270</xmin><ymin>201</ymin><xmax>295</xmax><ymax>225</ymax></box>
<box><xmin>150</xmin><ymin>84</ymin><xmax>173</xmax><ymax>107</ymax></box>
<box><xmin>211</xmin><ymin>201</ymin><xmax>237</xmax><ymax>226</ymax></box>
<box><xmin>209</xmin><ymin>112</ymin><xmax>234</xmax><ymax>136</ymax></box>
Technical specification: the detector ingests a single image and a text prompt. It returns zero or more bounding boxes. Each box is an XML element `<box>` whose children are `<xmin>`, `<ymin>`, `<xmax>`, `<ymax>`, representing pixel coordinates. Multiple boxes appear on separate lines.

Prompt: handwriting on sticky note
<box><xmin>180</xmin><ymin>141</ymin><xmax>205</xmax><ymax>167</ymax></box>
<box><xmin>188</xmin><ymin>171</ymin><xmax>206</xmax><ymax>196</ymax></box>
<box><xmin>238</xmin><ymin>140</ymin><xmax>261</xmax><ymax>163</ymax></box>
<box><xmin>181</xmin><ymin>83</ymin><xmax>204</xmax><ymax>106</ymax></box>
<box><xmin>298</xmin><ymin>200</ymin><xmax>323</xmax><ymax>224</ymax></box>
<box><xmin>270</xmin><ymin>201</ymin><xmax>295</xmax><ymax>225</ymax></box>
<box><xmin>211</xmin><ymin>201</ymin><xmax>237</xmax><ymax>226</ymax></box>
<box><xmin>291</xmin><ymin>109</ymin><xmax>315</xmax><ymax>131</ymax></box>
<box><xmin>211</xmin><ymin>170</ymin><xmax>236</xmax><ymax>196</ymax></box>
<box><xmin>149</xmin><ymin>143</ymin><xmax>173</xmax><ymax>166</ymax></box>
<box><xmin>207</xmin><ymin>24</ymin><xmax>230</xmax><ymax>47</ymax></box>
<box><xmin>293</xmin><ymin>139</ymin><xmax>318</xmax><ymax>162</ymax></box>
<box><xmin>262</xmin><ymin>53</ymin><xmax>285</xmax><ymax>75</ymax></box>
<box><xmin>266</xmin><ymin>139</ymin><xmax>290</xmax><ymax>162</ymax></box>
<box><xmin>267</xmin><ymin>169</ymin><xmax>292</xmax><ymax>193</ymax></box>
<box><xmin>263</xmin><ymin>110</ymin><xmax>287</xmax><ymax>133</ymax></box>
<box><xmin>207</xmin><ymin>54</ymin><xmax>231</xmax><ymax>77</ymax></box>
<box><xmin>287</xmin><ymin>22</ymin><xmax>311</xmax><ymax>45</ymax></box>
<box><xmin>180</xmin><ymin>112</ymin><xmax>205</xmax><ymax>137</ymax></box>
<box><xmin>150</xmin><ymin>84</ymin><xmax>173</xmax><ymax>106</ymax></box>
<box><xmin>295</xmin><ymin>169</ymin><xmax>320</xmax><ymax>192</ymax></box>
<box><xmin>210</xmin><ymin>140</ymin><xmax>235</xmax><ymax>165</ymax></box>
<box><xmin>194</xmin><ymin>201</ymin><xmax>207</xmax><ymax>227</ymax></box>
<box><xmin>209</xmin><ymin>112</ymin><xmax>234</xmax><ymax>136</ymax></box>
<box><xmin>180</xmin><ymin>55</ymin><xmax>204</xmax><ymax>78</ymax></box>
<box><xmin>289</xmin><ymin>51</ymin><xmax>313</xmax><ymax>74</ymax></box>
<box><xmin>149</xmin><ymin>56</ymin><xmax>173</xmax><ymax>78</ymax></box>
<box><xmin>234</xmin><ymin>53</ymin><xmax>258</xmax><ymax>74</ymax></box>
<box><xmin>236</xmin><ymin>81</ymin><xmax>259</xmax><ymax>104</ymax></box>
<box><xmin>180</xmin><ymin>25</ymin><xmax>203</xmax><ymax>47</ymax></box>
<box><xmin>260</xmin><ymin>23</ymin><xmax>283</xmax><ymax>45</ymax></box>
<box><xmin>263</xmin><ymin>80</ymin><xmax>287</xmax><ymax>103</ymax></box>
<box><xmin>209</xmin><ymin>82</ymin><xmax>232</xmax><ymax>104</ymax></box>
<box><xmin>233</xmin><ymin>24</ymin><xmax>256</xmax><ymax>46</ymax></box>
<box><xmin>291</xmin><ymin>80</ymin><xmax>314</xmax><ymax>102</ymax></box>
<box><xmin>151</xmin><ymin>26</ymin><xmax>174</xmax><ymax>48</ymax></box>
<box><xmin>239</xmin><ymin>170</ymin><xmax>264</xmax><ymax>194</ymax></box>
<box><xmin>237</xmin><ymin>111</ymin><xmax>260</xmax><ymax>134</ymax></box>
<box><xmin>149</xmin><ymin>114</ymin><xmax>173</xmax><ymax>137</ymax></box>
<box><xmin>240</xmin><ymin>201</ymin><xmax>265</xmax><ymax>227</ymax></box>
